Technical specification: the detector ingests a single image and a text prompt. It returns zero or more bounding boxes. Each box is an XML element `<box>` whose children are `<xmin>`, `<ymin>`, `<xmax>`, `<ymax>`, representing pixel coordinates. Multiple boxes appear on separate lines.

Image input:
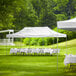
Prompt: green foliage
<box><xmin>0</xmin><ymin>0</ymin><xmax>15</xmax><ymax>30</ymax></box>
<box><xmin>23</xmin><ymin>37</ymin><xmax>55</xmax><ymax>46</ymax></box>
<box><xmin>39</xmin><ymin>38</ymin><xmax>44</xmax><ymax>45</ymax></box>
<box><xmin>14</xmin><ymin>0</ymin><xmax>38</xmax><ymax>30</ymax></box>
<box><xmin>23</xmin><ymin>38</ymin><xmax>31</xmax><ymax>45</ymax></box>
<box><xmin>30</xmin><ymin>38</ymin><xmax>39</xmax><ymax>45</ymax></box>
<box><xmin>0</xmin><ymin>0</ymin><xmax>76</xmax><ymax>42</ymax></box>
<box><xmin>1</xmin><ymin>0</ymin><xmax>76</xmax><ymax>30</ymax></box>
<box><xmin>31</xmin><ymin>0</ymin><xmax>57</xmax><ymax>28</ymax></box>
<box><xmin>53</xmin><ymin>27</ymin><xmax>76</xmax><ymax>42</ymax></box>
<box><xmin>44</xmin><ymin>38</ymin><xmax>48</xmax><ymax>45</ymax></box>
<box><xmin>56</xmin><ymin>14</ymin><xmax>67</xmax><ymax>21</ymax></box>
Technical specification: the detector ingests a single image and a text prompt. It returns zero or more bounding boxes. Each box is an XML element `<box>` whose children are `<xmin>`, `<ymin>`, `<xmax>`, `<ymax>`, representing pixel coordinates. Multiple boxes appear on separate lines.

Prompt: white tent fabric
<box><xmin>64</xmin><ymin>54</ymin><xmax>76</xmax><ymax>65</ymax></box>
<box><xmin>0</xmin><ymin>30</ymin><xmax>14</xmax><ymax>33</ymax></box>
<box><xmin>57</xmin><ymin>18</ymin><xmax>76</xmax><ymax>31</ymax></box>
<box><xmin>0</xmin><ymin>29</ymin><xmax>14</xmax><ymax>45</ymax></box>
<box><xmin>6</xmin><ymin>27</ymin><xmax>66</xmax><ymax>38</ymax></box>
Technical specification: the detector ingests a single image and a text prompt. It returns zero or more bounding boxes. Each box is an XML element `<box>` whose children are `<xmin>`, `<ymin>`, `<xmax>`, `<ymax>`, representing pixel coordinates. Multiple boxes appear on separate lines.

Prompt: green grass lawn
<box><xmin>0</xmin><ymin>55</ymin><xmax>65</xmax><ymax>76</ymax></box>
<box><xmin>0</xmin><ymin>39</ymin><xmax>76</xmax><ymax>76</ymax></box>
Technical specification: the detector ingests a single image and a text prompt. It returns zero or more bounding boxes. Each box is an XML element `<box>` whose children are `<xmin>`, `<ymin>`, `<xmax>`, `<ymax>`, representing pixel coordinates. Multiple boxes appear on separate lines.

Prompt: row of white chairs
<box><xmin>10</xmin><ymin>48</ymin><xmax>60</xmax><ymax>55</ymax></box>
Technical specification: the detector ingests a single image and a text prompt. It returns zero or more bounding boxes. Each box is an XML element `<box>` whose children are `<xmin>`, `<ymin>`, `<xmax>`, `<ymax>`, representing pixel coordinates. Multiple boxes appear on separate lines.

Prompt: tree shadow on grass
<box><xmin>64</xmin><ymin>65</ymin><xmax>76</xmax><ymax>76</ymax></box>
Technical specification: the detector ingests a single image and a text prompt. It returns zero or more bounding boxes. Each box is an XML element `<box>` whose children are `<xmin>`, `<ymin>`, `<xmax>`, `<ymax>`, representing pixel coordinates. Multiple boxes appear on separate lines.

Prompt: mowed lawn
<box><xmin>0</xmin><ymin>39</ymin><xmax>76</xmax><ymax>76</ymax></box>
<box><xmin>0</xmin><ymin>55</ymin><xmax>65</xmax><ymax>76</ymax></box>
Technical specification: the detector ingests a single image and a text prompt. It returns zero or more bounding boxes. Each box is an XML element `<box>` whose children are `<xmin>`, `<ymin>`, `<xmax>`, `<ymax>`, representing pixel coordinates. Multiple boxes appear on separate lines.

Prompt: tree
<box><xmin>31</xmin><ymin>0</ymin><xmax>56</xmax><ymax>28</ymax></box>
<box><xmin>13</xmin><ymin>0</ymin><xmax>38</xmax><ymax>30</ymax></box>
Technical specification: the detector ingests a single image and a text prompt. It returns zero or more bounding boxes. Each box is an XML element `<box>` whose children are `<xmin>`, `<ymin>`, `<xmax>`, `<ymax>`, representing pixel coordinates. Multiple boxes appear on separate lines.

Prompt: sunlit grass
<box><xmin>0</xmin><ymin>55</ymin><xmax>65</xmax><ymax>76</ymax></box>
<box><xmin>0</xmin><ymin>39</ymin><xmax>76</xmax><ymax>76</ymax></box>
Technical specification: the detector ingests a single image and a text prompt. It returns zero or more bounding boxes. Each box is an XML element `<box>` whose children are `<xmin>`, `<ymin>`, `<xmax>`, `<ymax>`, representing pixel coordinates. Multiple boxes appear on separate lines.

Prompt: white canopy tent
<box><xmin>6</xmin><ymin>27</ymin><xmax>67</xmax><ymax>72</ymax></box>
<box><xmin>0</xmin><ymin>30</ymin><xmax>14</xmax><ymax>45</ymax></box>
<box><xmin>0</xmin><ymin>30</ymin><xmax>14</xmax><ymax>33</ymax></box>
<box><xmin>6</xmin><ymin>27</ymin><xmax>66</xmax><ymax>38</ymax></box>
<box><xmin>57</xmin><ymin>18</ymin><xmax>76</xmax><ymax>31</ymax></box>
<box><xmin>57</xmin><ymin>18</ymin><xmax>76</xmax><ymax>66</ymax></box>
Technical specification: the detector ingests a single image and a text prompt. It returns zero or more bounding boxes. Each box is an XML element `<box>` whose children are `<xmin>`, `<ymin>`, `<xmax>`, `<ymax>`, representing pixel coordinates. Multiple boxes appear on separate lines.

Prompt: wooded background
<box><xmin>0</xmin><ymin>0</ymin><xmax>76</xmax><ymax>45</ymax></box>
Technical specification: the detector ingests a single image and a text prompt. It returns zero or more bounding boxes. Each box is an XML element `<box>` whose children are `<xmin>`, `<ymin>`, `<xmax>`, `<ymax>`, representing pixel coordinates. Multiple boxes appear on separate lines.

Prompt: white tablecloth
<box><xmin>64</xmin><ymin>54</ymin><xmax>76</xmax><ymax>65</ymax></box>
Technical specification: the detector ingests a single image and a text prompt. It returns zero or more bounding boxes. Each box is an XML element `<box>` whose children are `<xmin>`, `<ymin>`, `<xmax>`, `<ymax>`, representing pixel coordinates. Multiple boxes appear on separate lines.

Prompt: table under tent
<box><xmin>57</xmin><ymin>17</ymin><xmax>76</xmax><ymax>67</ymax></box>
<box><xmin>0</xmin><ymin>30</ymin><xmax>14</xmax><ymax>45</ymax></box>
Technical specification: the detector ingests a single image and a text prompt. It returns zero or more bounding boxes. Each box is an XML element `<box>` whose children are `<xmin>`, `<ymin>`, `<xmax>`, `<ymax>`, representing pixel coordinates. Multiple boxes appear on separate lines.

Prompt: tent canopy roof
<box><xmin>0</xmin><ymin>30</ymin><xmax>14</xmax><ymax>33</ymax></box>
<box><xmin>57</xmin><ymin>18</ymin><xmax>76</xmax><ymax>31</ymax></box>
<box><xmin>6</xmin><ymin>27</ymin><xmax>66</xmax><ymax>38</ymax></box>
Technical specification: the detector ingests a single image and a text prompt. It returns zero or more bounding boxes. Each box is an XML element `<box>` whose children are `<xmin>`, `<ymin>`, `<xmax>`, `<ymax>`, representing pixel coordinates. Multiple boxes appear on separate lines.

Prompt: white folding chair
<box><xmin>13</xmin><ymin>48</ymin><xmax>18</xmax><ymax>54</ymax></box>
<box><xmin>10</xmin><ymin>48</ymin><xmax>14</xmax><ymax>54</ymax></box>
<box><xmin>40</xmin><ymin>48</ymin><xmax>44</xmax><ymax>54</ymax></box>
<box><xmin>35</xmin><ymin>48</ymin><xmax>40</xmax><ymax>54</ymax></box>
<box><xmin>31</xmin><ymin>48</ymin><xmax>36</xmax><ymax>54</ymax></box>
<box><xmin>48</xmin><ymin>48</ymin><xmax>53</xmax><ymax>55</ymax></box>
<box><xmin>27</xmin><ymin>48</ymin><xmax>32</xmax><ymax>53</ymax></box>
<box><xmin>52</xmin><ymin>49</ymin><xmax>60</xmax><ymax>54</ymax></box>
<box><xmin>17</xmin><ymin>48</ymin><xmax>20</xmax><ymax>53</ymax></box>
<box><xmin>20</xmin><ymin>48</ymin><xmax>25</xmax><ymax>53</ymax></box>
<box><xmin>24</xmin><ymin>48</ymin><xmax>28</xmax><ymax>54</ymax></box>
<box><xmin>44</xmin><ymin>48</ymin><xmax>50</xmax><ymax>54</ymax></box>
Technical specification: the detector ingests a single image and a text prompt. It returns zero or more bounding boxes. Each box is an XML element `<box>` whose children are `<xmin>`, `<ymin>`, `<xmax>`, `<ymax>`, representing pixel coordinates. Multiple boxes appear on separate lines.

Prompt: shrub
<box><xmin>23</xmin><ymin>38</ymin><xmax>31</xmax><ymax>45</ymax></box>
<box><xmin>38</xmin><ymin>38</ymin><xmax>44</xmax><ymax>46</ymax></box>
<box><xmin>30</xmin><ymin>38</ymin><xmax>39</xmax><ymax>45</ymax></box>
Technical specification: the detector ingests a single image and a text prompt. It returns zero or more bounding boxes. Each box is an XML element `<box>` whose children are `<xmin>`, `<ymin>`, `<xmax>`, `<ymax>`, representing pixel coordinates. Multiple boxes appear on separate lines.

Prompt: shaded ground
<box><xmin>0</xmin><ymin>55</ymin><xmax>65</xmax><ymax>76</ymax></box>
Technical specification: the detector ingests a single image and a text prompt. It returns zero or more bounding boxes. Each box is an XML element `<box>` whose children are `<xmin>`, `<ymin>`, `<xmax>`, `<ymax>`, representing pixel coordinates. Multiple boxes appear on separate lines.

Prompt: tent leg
<box><xmin>21</xmin><ymin>38</ymin><xmax>23</xmax><ymax>55</ymax></box>
<box><xmin>12</xmin><ymin>31</ymin><xmax>14</xmax><ymax>45</ymax></box>
<box><xmin>57</xmin><ymin>37</ymin><xmax>58</xmax><ymax>72</ymax></box>
<box><xmin>20</xmin><ymin>38</ymin><xmax>22</xmax><ymax>55</ymax></box>
<box><xmin>57</xmin><ymin>28</ymin><xmax>58</xmax><ymax>72</ymax></box>
<box><xmin>19</xmin><ymin>38</ymin><xmax>21</xmax><ymax>55</ymax></box>
<box><xmin>27</xmin><ymin>37</ymin><xmax>30</xmax><ymax>56</ymax></box>
<box><xmin>6</xmin><ymin>38</ymin><xmax>7</xmax><ymax>55</ymax></box>
<box><xmin>52</xmin><ymin>37</ymin><xmax>54</xmax><ymax>56</ymax></box>
<box><xmin>66</xmin><ymin>37</ymin><xmax>67</xmax><ymax>54</ymax></box>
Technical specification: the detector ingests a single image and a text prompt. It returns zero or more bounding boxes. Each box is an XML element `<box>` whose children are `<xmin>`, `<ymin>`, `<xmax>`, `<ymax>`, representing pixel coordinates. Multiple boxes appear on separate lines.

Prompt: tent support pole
<box><xmin>53</xmin><ymin>37</ymin><xmax>54</xmax><ymax>49</ymax></box>
<box><xmin>29</xmin><ymin>38</ymin><xmax>31</xmax><ymax>49</ymax></box>
<box><xmin>20</xmin><ymin>38</ymin><xmax>22</xmax><ymax>55</ymax></box>
<box><xmin>66</xmin><ymin>36</ymin><xmax>67</xmax><ymax>54</ymax></box>
<box><xmin>19</xmin><ymin>38</ymin><xmax>22</xmax><ymax>55</ymax></box>
<box><xmin>9</xmin><ymin>31</ymin><xmax>10</xmax><ymax>44</ymax></box>
<box><xmin>29</xmin><ymin>38</ymin><xmax>30</xmax><ymax>56</ymax></box>
<box><xmin>57</xmin><ymin>28</ymin><xmax>58</xmax><ymax>72</ymax></box>
<box><xmin>6</xmin><ymin>38</ymin><xmax>7</xmax><ymax>55</ymax></box>
<box><xmin>12</xmin><ymin>31</ymin><xmax>14</xmax><ymax>45</ymax></box>
<box><xmin>21</xmin><ymin>37</ymin><xmax>23</xmax><ymax>55</ymax></box>
<box><xmin>21</xmin><ymin>38</ymin><xmax>22</xmax><ymax>48</ymax></box>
